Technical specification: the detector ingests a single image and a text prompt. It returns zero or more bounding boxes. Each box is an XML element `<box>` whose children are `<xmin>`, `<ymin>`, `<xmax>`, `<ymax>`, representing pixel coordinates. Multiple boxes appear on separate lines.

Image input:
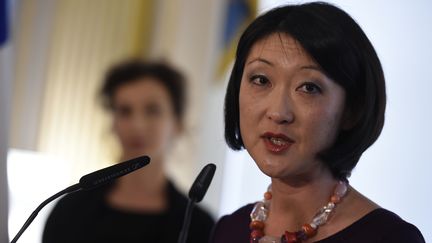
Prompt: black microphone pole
<box><xmin>10</xmin><ymin>184</ymin><xmax>81</xmax><ymax>243</ymax></box>
<box><xmin>177</xmin><ymin>163</ymin><xmax>216</xmax><ymax>243</ymax></box>
<box><xmin>10</xmin><ymin>155</ymin><xmax>150</xmax><ymax>243</ymax></box>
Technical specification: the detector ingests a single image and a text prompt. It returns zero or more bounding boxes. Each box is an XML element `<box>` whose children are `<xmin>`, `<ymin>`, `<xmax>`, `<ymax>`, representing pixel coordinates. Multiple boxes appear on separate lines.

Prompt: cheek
<box><xmin>239</xmin><ymin>87</ymin><xmax>257</xmax><ymax>144</ymax></box>
<box><xmin>160</xmin><ymin>122</ymin><xmax>175</xmax><ymax>140</ymax></box>
<box><xmin>239</xmin><ymin>99</ymin><xmax>249</xmax><ymax>133</ymax></box>
<box><xmin>152</xmin><ymin>119</ymin><xmax>176</xmax><ymax>146</ymax></box>
<box><xmin>112</xmin><ymin>118</ymin><xmax>130</xmax><ymax>139</ymax></box>
<box><xmin>303</xmin><ymin>105</ymin><xmax>344</xmax><ymax>151</ymax></box>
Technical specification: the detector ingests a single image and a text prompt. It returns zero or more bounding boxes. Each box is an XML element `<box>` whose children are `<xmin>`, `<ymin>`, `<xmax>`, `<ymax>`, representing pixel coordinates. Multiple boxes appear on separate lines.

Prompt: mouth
<box><xmin>261</xmin><ymin>132</ymin><xmax>294</xmax><ymax>153</ymax></box>
<box><xmin>128</xmin><ymin>139</ymin><xmax>147</xmax><ymax>150</ymax></box>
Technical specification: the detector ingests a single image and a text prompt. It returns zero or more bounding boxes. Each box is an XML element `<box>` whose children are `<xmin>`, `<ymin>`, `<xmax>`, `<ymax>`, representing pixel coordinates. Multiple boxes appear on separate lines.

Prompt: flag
<box><xmin>217</xmin><ymin>0</ymin><xmax>257</xmax><ymax>78</ymax></box>
<box><xmin>0</xmin><ymin>0</ymin><xmax>8</xmax><ymax>46</ymax></box>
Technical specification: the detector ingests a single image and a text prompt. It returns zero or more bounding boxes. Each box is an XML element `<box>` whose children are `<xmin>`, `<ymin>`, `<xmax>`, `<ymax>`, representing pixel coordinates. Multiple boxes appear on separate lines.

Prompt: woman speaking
<box><xmin>211</xmin><ymin>2</ymin><xmax>425</xmax><ymax>243</ymax></box>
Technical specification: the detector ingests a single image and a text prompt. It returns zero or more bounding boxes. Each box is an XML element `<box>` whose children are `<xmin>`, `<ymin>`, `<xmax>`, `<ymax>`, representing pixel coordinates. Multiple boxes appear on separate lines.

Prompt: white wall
<box><xmin>7</xmin><ymin>150</ymin><xmax>72</xmax><ymax>243</ymax></box>
<box><xmin>219</xmin><ymin>0</ymin><xmax>432</xmax><ymax>241</ymax></box>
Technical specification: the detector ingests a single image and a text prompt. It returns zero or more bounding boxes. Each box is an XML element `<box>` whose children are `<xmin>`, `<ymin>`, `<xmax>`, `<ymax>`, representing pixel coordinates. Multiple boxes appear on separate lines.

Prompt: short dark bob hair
<box><xmin>224</xmin><ymin>2</ymin><xmax>386</xmax><ymax>179</ymax></box>
<box><xmin>100</xmin><ymin>59</ymin><xmax>187</xmax><ymax>121</ymax></box>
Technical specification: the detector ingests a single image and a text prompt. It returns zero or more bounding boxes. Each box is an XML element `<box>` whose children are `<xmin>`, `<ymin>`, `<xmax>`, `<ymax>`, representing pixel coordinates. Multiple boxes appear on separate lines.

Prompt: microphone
<box><xmin>79</xmin><ymin>155</ymin><xmax>150</xmax><ymax>190</ymax></box>
<box><xmin>178</xmin><ymin>163</ymin><xmax>216</xmax><ymax>243</ymax></box>
<box><xmin>188</xmin><ymin>163</ymin><xmax>216</xmax><ymax>202</ymax></box>
<box><xmin>10</xmin><ymin>155</ymin><xmax>150</xmax><ymax>243</ymax></box>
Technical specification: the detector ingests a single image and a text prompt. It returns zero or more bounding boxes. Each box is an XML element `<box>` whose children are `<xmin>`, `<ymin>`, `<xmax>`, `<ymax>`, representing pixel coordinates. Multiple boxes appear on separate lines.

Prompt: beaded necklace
<box><xmin>249</xmin><ymin>181</ymin><xmax>348</xmax><ymax>243</ymax></box>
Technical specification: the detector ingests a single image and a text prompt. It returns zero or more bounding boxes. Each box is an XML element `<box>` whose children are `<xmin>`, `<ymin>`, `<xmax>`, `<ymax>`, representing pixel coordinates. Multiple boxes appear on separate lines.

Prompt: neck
<box><xmin>267</xmin><ymin>167</ymin><xmax>338</xmax><ymax>234</ymax></box>
<box><xmin>106</xmin><ymin>154</ymin><xmax>169</xmax><ymax>212</ymax></box>
<box><xmin>115</xmin><ymin>154</ymin><xmax>167</xmax><ymax>196</ymax></box>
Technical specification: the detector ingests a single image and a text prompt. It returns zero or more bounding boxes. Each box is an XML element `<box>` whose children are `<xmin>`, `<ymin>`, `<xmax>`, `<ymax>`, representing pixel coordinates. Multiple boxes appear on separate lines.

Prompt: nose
<box><xmin>131</xmin><ymin>112</ymin><xmax>147</xmax><ymax>131</ymax></box>
<box><xmin>266</xmin><ymin>89</ymin><xmax>294</xmax><ymax>124</ymax></box>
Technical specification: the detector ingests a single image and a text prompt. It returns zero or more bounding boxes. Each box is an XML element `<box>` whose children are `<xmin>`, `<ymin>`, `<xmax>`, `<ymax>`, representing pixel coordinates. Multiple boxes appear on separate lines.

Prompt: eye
<box><xmin>297</xmin><ymin>82</ymin><xmax>322</xmax><ymax>94</ymax></box>
<box><xmin>250</xmin><ymin>74</ymin><xmax>270</xmax><ymax>86</ymax></box>
<box><xmin>114</xmin><ymin>105</ymin><xmax>132</xmax><ymax>117</ymax></box>
<box><xmin>145</xmin><ymin>103</ymin><xmax>162</xmax><ymax>117</ymax></box>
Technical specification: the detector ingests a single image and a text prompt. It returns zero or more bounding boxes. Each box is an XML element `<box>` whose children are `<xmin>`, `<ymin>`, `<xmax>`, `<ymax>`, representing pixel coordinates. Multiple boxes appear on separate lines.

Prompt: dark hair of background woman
<box><xmin>100</xmin><ymin>59</ymin><xmax>187</xmax><ymax>121</ymax></box>
<box><xmin>224</xmin><ymin>2</ymin><xmax>386</xmax><ymax>180</ymax></box>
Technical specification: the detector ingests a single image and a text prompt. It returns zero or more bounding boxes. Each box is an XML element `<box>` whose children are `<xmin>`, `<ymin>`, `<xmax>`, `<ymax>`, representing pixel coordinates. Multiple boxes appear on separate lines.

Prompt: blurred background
<box><xmin>1</xmin><ymin>0</ymin><xmax>431</xmax><ymax>242</ymax></box>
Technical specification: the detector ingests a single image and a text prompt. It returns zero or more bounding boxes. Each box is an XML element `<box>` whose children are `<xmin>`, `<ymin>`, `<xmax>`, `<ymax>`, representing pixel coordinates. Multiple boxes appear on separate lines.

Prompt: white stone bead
<box><xmin>334</xmin><ymin>181</ymin><xmax>348</xmax><ymax>197</ymax></box>
<box><xmin>259</xmin><ymin>235</ymin><xmax>280</xmax><ymax>243</ymax></box>
<box><xmin>310</xmin><ymin>222</ymin><xmax>318</xmax><ymax>229</ymax></box>
<box><xmin>326</xmin><ymin>202</ymin><xmax>335</xmax><ymax>209</ymax></box>
<box><xmin>250</xmin><ymin>201</ymin><xmax>268</xmax><ymax>221</ymax></box>
<box><xmin>312</xmin><ymin>207</ymin><xmax>332</xmax><ymax>226</ymax></box>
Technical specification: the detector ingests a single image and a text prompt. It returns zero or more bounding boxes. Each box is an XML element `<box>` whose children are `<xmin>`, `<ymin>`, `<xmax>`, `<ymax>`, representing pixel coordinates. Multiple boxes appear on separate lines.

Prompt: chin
<box><xmin>255</xmin><ymin>158</ymin><xmax>286</xmax><ymax>178</ymax></box>
<box><xmin>125</xmin><ymin>150</ymin><xmax>151</xmax><ymax>159</ymax></box>
<box><xmin>256</xmin><ymin>155</ymin><xmax>311</xmax><ymax>180</ymax></box>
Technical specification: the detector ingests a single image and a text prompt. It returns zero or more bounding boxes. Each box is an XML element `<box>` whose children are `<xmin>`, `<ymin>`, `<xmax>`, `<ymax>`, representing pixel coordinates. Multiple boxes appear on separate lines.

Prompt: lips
<box><xmin>261</xmin><ymin>132</ymin><xmax>294</xmax><ymax>153</ymax></box>
<box><xmin>128</xmin><ymin>138</ymin><xmax>146</xmax><ymax>149</ymax></box>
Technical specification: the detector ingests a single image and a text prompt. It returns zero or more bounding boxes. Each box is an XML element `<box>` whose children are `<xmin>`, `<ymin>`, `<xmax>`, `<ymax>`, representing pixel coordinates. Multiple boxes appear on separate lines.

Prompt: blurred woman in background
<box><xmin>43</xmin><ymin>60</ymin><xmax>214</xmax><ymax>243</ymax></box>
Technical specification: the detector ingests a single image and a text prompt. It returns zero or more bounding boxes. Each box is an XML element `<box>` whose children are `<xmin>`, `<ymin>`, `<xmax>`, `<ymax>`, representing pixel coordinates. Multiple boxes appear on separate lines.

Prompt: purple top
<box><xmin>210</xmin><ymin>204</ymin><xmax>425</xmax><ymax>243</ymax></box>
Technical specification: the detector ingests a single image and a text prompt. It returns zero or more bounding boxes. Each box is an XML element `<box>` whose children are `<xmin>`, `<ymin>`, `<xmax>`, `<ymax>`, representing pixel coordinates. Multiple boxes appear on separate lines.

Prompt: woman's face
<box><xmin>112</xmin><ymin>78</ymin><xmax>179</xmax><ymax>161</ymax></box>
<box><xmin>239</xmin><ymin>33</ymin><xmax>346</xmax><ymax>180</ymax></box>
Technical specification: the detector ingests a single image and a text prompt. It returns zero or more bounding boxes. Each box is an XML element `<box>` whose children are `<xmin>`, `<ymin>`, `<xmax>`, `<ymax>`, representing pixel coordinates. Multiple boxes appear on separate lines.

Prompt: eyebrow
<box><xmin>246</xmin><ymin>59</ymin><xmax>325</xmax><ymax>74</ymax></box>
<box><xmin>246</xmin><ymin>57</ymin><xmax>274</xmax><ymax>66</ymax></box>
<box><xmin>301</xmin><ymin>65</ymin><xmax>324</xmax><ymax>72</ymax></box>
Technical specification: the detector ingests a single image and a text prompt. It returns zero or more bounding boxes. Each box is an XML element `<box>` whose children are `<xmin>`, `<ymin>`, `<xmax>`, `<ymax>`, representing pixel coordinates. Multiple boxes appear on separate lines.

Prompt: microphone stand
<box><xmin>177</xmin><ymin>198</ymin><xmax>196</xmax><ymax>243</ymax></box>
<box><xmin>177</xmin><ymin>163</ymin><xmax>216</xmax><ymax>243</ymax></box>
<box><xmin>10</xmin><ymin>184</ymin><xmax>81</xmax><ymax>243</ymax></box>
<box><xmin>9</xmin><ymin>155</ymin><xmax>150</xmax><ymax>243</ymax></box>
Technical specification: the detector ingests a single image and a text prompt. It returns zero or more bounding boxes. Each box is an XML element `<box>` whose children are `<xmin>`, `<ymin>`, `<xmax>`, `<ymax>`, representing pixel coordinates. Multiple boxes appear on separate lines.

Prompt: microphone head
<box><xmin>79</xmin><ymin>155</ymin><xmax>150</xmax><ymax>190</ymax></box>
<box><xmin>188</xmin><ymin>163</ymin><xmax>216</xmax><ymax>202</ymax></box>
